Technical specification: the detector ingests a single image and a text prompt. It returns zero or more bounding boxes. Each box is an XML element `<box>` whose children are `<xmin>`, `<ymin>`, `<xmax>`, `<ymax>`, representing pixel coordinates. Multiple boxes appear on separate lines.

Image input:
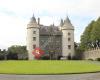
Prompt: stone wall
<box><xmin>82</xmin><ymin>48</ymin><xmax>100</xmax><ymax>60</ymax></box>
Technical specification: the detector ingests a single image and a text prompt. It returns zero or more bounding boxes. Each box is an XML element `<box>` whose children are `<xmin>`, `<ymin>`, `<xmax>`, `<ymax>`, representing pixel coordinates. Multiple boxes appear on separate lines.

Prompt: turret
<box><xmin>59</xmin><ymin>19</ymin><xmax>64</xmax><ymax>30</ymax></box>
<box><xmin>27</xmin><ymin>14</ymin><xmax>39</xmax><ymax>60</ymax></box>
<box><xmin>38</xmin><ymin>17</ymin><xmax>40</xmax><ymax>25</ymax></box>
<box><xmin>61</xmin><ymin>16</ymin><xmax>74</xmax><ymax>59</ymax></box>
<box><xmin>62</xmin><ymin>16</ymin><xmax>74</xmax><ymax>30</ymax></box>
<box><xmin>60</xmin><ymin>19</ymin><xmax>63</xmax><ymax>26</ymax></box>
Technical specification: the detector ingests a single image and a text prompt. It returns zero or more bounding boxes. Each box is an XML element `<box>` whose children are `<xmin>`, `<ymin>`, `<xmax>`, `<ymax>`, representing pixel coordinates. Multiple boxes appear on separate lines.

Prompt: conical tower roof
<box><xmin>30</xmin><ymin>14</ymin><xmax>36</xmax><ymax>23</ymax></box>
<box><xmin>62</xmin><ymin>16</ymin><xmax>74</xmax><ymax>30</ymax></box>
<box><xmin>60</xmin><ymin>19</ymin><xmax>63</xmax><ymax>26</ymax></box>
<box><xmin>27</xmin><ymin>14</ymin><xmax>39</xmax><ymax>28</ymax></box>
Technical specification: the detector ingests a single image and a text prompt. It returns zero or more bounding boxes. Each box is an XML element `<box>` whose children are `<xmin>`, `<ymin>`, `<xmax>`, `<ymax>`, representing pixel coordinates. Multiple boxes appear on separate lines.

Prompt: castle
<box><xmin>27</xmin><ymin>14</ymin><xmax>74</xmax><ymax>60</ymax></box>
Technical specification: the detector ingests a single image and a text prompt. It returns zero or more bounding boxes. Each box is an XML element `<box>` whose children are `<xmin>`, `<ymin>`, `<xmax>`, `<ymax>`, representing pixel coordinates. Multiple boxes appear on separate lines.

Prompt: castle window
<box><xmin>68</xmin><ymin>32</ymin><xmax>71</xmax><ymax>36</ymax></box>
<box><xmin>68</xmin><ymin>38</ymin><xmax>71</xmax><ymax>41</ymax></box>
<box><xmin>33</xmin><ymin>44</ymin><xmax>36</xmax><ymax>49</ymax></box>
<box><xmin>68</xmin><ymin>45</ymin><xmax>71</xmax><ymax>49</ymax></box>
<box><xmin>33</xmin><ymin>37</ymin><xmax>36</xmax><ymax>41</ymax></box>
<box><xmin>33</xmin><ymin>31</ymin><xmax>36</xmax><ymax>34</ymax></box>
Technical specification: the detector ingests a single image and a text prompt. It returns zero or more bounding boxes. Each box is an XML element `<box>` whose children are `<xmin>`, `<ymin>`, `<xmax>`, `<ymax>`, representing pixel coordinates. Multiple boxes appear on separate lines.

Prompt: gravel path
<box><xmin>0</xmin><ymin>73</ymin><xmax>100</xmax><ymax>80</ymax></box>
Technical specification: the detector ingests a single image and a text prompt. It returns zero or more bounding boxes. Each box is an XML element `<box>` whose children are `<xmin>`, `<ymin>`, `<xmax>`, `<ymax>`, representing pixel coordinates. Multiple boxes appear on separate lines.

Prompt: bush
<box><xmin>40</xmin><ymin>56</ymin><xmax>50</xmax><ymax>60</ymax></box>
<box><xmin>88</xmin><ymin>59</ymin><xmax>93</xmax><ymax>61</ymax></box>
<box><xmin>96</xmin><ymin>58</ymin><xmax>100</xmax><ymax>61</ymax></box>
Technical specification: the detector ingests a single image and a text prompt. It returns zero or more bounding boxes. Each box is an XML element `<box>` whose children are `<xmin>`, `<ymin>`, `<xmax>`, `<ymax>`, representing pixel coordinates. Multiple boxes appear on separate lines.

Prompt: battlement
<box><xmin>83</xmin><ymin>48</ymin><xmax>100</xmax><ymax>60</ymax></box>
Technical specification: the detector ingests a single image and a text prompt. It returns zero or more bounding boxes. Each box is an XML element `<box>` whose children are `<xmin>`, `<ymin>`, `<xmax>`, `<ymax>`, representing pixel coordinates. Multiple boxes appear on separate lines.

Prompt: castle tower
<box><xmin>61</xmin><ymin>16</ymin><xmax>74</xmax><ymax>59</ymax></box>
<box><xmin>27</xmin><ymin>14</ymin><xmax>39</xmax><ymax>60</ymax></box>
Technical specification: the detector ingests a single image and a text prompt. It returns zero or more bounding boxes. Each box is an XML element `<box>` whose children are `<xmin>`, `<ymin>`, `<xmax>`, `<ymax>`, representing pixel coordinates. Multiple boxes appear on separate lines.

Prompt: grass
<box><xmin>0</xmin><ymin>60</ymin><xmax>100</xmax><ymax>74</ymax></box>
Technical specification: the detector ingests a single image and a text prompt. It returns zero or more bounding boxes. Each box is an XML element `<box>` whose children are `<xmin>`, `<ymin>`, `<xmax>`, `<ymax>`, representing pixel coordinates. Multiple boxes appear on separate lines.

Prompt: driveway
<box><xmin>0</xmin><ymin>73</ymin><xmax>100</xmax><ymax>80</ymax></box>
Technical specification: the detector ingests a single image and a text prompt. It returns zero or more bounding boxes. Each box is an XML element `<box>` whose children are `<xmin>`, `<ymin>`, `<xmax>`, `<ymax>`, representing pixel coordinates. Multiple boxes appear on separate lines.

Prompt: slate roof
<box><xmin>39</xmin><ymin>25</ymin><xmax>62</xmax><ymax>36</ymax></box>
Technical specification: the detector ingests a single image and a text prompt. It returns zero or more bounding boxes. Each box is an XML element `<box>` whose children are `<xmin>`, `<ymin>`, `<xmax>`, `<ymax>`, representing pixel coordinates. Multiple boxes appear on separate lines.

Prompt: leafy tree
<box><xmin>7</xmin><ymin>45</ymin><xmax>28</xmax><ymax>60</ymax></box>
<box><xmin>90</xmin><ymin>18</ymin><xmax>100</xmax><ymax>47</ymax></box>
<box><xmin>80</xmin><ymin>21</ymin><xmax>95</xmax><ymax>50</ymax></box>
<box><xmin>0</xmin><ymin>49</ymin><xmax>7</xmax><ymax>60</ymax></box>
<box><xmin>80</xmin><ymin>17</ymin><xmax>100</xmax><ymax>50</ymax></box>
<box><xmin>74</xmin><ymin>42</ymin><xmax>83</xmax><ymax>60</ymax></box>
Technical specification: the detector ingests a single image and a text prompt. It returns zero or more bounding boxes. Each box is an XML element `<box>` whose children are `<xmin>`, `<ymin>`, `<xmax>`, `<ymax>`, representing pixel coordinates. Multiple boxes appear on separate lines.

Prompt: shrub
<box><xmin>88</xmin><ymin>59</ymin><xmax>93</xmax><ymax>61</ymax></box>
<box><xmin>96</xmin><ymin>58</ymin><xmax>100</xmax><ymax>61</ymax></box>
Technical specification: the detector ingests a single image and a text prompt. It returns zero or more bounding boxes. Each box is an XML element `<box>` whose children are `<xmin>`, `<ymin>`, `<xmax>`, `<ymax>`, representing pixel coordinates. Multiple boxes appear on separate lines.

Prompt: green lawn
<box><xmin>0</xmin><ymin>60</ymin><xmax>100</xmax><ymax>74</ymax></box>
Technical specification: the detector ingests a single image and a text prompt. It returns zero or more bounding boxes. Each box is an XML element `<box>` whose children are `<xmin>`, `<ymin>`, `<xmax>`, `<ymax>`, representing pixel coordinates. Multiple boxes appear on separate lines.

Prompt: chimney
<box><xmin>38</xmin><ymin>18</ymin><xmax>40</xmax><ymax>25</ymax></box>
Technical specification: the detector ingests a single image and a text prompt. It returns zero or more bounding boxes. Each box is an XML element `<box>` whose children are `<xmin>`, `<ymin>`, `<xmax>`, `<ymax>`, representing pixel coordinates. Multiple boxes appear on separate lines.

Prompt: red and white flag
<box><xmin>32</xmin><ymin>48</ymin><xmax>44</xmax><ymax>59</ymax></box>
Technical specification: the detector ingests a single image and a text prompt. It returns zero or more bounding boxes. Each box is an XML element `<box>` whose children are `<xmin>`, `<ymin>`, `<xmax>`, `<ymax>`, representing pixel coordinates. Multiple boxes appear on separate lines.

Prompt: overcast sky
<box><xmin>0</xmin><ymin>0</ymin><xmax>100</xmax><ymax>49</ymax></box>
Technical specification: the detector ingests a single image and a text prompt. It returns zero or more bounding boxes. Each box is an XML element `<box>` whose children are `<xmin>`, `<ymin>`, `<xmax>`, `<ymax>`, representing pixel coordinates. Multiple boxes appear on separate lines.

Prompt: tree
<box><xmin>80</xmin><ymin>17</ymin><xmax>100</xmax><ymax>50</ymax></box>
<box><xmin>0</xmin><ymin>49</ymin><xmax>7</xmax><ymax>60</ymax></box>
<box><xmin>74</xmin><ymin>42</ymin><xmax>83</xmax><ymax>60</ymax></box>
<box><xmin>80</xmin><ymin>21</ymin><xmax>95</xmax><ymax>50</ymax></box>
<box><xmin>90</xmin><ymin>18</ymin><xmax>100</xmax><ymax>47</ymax></box>
<box><xmin>7</xmin><ymin>45</ymin><xmax>28</xmax><ymax>60</ymax></box>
